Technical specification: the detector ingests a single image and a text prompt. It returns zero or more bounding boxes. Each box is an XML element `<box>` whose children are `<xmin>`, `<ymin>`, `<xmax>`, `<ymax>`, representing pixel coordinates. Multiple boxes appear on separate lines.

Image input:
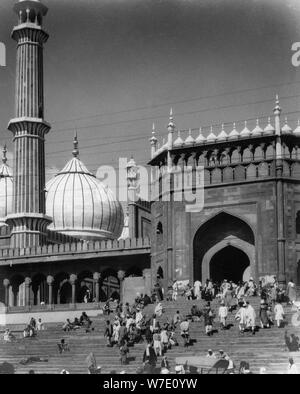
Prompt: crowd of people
<box><xmin>95</xmin><ymin>275</ymin><xmax>300</xmax><ymax>374</ymax></box>
<box><xmin>1</xmin><ymin>275</ymin><xmax>299</xmax><ymax>374</ymax></box>
<box><xmin>62</xmin><ymin>312</ymin><xmax>93</xmax><ymax>332</ymax></box>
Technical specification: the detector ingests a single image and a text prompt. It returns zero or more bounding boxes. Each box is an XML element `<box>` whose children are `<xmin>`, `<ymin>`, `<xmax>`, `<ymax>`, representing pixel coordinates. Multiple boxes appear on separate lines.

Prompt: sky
<box><xmin>0</xmin><ymin>0</ymin><xmax>299</xmax><ymax>181</ymax></box>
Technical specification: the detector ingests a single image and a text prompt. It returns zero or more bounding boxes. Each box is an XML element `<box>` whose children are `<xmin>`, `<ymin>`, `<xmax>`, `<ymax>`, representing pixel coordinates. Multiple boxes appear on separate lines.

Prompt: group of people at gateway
<box><xmin>88</xmin><ymin>275</ymin><xmax>299</xmax><ymax>374</ymax></box>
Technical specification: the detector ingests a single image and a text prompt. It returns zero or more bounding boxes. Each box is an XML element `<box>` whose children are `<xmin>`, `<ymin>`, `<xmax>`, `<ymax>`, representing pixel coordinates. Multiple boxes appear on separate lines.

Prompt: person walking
<box><xmin>274</xmin><ymin>301</ymin><xmax>285</xmax><ymax>328</ymax></box>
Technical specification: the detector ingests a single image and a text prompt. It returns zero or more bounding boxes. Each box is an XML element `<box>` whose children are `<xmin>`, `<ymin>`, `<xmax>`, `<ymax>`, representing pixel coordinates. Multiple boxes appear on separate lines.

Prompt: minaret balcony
<box><xmin>8</xmin><ymin>117</ymin><xmax>51</xmax><ymax>138</ymax></box>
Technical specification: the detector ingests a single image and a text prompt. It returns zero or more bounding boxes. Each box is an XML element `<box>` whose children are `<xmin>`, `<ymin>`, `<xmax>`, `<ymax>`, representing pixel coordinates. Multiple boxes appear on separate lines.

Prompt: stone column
<box><xmin>3</xmin><ymin>279</ymin><xmax>10</xmax><ymax>307</ymax></box>
<box><xmin>6</xmin><ymin>0</ymin><xmax>52</xmax><ymax>248</ymax></box>
<box><xmin>47</xmin><ymin>275</ymin><xmax>54</xmax><ymax>306</ymax></box>
<box><xmin>93</xmin><ymin>272</ymin><xmax>101</xmax><ymax>303</ymax></box>
<box><xmin>25</xmin><ymin>277</ymin><xmax>32</xmax><ymax>308</ymax></box>
<box><xmin>117</xmin><ymin>270</ymin><xmax>125</xmax><ymax>302</ymax></box>
<box><xmin>70</xmin><ymin>274</ymin><xmax>77</xmax><ymax>305</ymax></box>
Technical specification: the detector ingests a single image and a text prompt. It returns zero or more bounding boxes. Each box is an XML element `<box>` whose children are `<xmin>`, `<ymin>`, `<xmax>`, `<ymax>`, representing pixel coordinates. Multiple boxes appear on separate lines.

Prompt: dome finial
<box><xmin>72</xmin><ymin>131</ymin><xmax>79</xmax><ymax>158</ymax></box>
<box><xmin>2</xmin><ymin>144</ymin><xmax>7</xmax><ymax>164</ymax></box>
<box><xmin>273</xmin><ymin>94</ymin><xmax>281</xmax><ymax>115</ymax></box>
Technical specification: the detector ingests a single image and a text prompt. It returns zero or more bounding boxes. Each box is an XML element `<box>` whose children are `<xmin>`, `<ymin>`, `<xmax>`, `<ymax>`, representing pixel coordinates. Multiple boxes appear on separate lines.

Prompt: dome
<box><xmin>217</xmin><ymin>124</ymin><xmax>228</xmax><ymax>141</ymax></box>
<box><xmin>195</xmin><ymin>127</ymin><xmax>206</xmax><ymax>144</ymax></box>
<box><xmin>184</xmin><ymin>129</ymin><xmax>195</xmax><ymax>145</ymax></box>
<box><xmin>0</xmin><ymin>146</ymin><xmax>13</xmax><ymax>226</ymax></box>
<box><xmin>173</xmin><ymin>130</ymin><xmax>184</xmax><ymax>147</ymax></box>
<box><xmin>46</xmin><ymin>135</ymin><xmax>124</xmax><ymax>241</ymax></box>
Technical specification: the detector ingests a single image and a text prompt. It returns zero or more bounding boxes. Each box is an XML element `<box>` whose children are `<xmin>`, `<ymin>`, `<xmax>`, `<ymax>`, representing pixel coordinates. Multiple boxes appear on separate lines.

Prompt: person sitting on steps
<box><xmin>58</xmin><ymin>338</ymin><xmax>70</xmax><ymax>354</ymax></box>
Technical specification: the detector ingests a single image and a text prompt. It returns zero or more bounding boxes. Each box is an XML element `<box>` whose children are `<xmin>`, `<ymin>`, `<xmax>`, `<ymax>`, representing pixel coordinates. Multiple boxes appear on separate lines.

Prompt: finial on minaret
<box><xmin>150</xmin><ymin>123</ymin><xmax>158</xmax><ymax>144</ymax></box>
<box><xmin>167</xmin><ymin>107</ymin><xmax>175</xmax><ymax>132</ymax></box>
<box><xmin>273</xmin><ymin>94</ymin><xmax>282</xmax><ymax>116</ymax></box>
<box><xmin>72</xmin><ymin>131</ymin><xmax>79</xmax><ymax>157</ymax></box>
<box><xmin>167</xmin><ymin>108</ymin><xmax>175</xmax><ymax>151</ymax></box>
<box><xmin>2</xmin><ymin>145</ymin><xmax>7</xmax><ymax>165</ymax></box>
<box><xmin>150</xmin><ymin>123</ymin><xmax>158</xmax><ymax>158</ymax></box>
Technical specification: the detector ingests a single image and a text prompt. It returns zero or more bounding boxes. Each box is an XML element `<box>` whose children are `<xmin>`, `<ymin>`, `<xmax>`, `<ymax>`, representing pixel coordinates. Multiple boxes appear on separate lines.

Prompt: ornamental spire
<box><xmin>167</xmin><ymin>107</ymin><xmax>175</xmax><ymax>132</ymax></box>
<box><xmin>2</xmin><ymin>145</ymin><xmax>7</xmax><ymax>164</ymax></box>
<box><xmin>72</xmin><ymin>131</ymin><xmax>79</xmax><ymax>158</ymax></box>
<box><xmin>273</xmin><ymin>94</ymin><xmax>282</xmax><ymax>116</ymax></box>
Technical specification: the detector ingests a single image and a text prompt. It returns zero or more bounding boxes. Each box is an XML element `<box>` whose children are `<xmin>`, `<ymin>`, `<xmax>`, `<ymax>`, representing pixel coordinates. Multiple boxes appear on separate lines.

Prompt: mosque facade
<box><xmin>0</xmin><ymin>0</ymin><xmax>300</xmax><ymax>316</ymax></box>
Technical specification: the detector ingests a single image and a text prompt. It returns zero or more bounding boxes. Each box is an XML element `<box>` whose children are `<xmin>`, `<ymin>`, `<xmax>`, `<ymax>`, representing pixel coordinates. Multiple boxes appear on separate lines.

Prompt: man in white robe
<box><xmin>245</xmin><ymin>301</ymin><xmax>256</xmax><ymax>334</ymax></box>
<box><xmin>235</xmin><ymin>304</ymin><xmax>247</xmax><ymax>333</ymax></box>
<box><xmin>194</xmin><ymin>280</ymin><xmax>202</xmax><ymax>300</ymax></box>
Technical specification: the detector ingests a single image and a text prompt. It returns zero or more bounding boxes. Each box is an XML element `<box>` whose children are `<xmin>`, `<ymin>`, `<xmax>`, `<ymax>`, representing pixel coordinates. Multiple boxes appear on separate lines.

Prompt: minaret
<box><xmin>273</xmin><ymin>95</ymin><xmax>286</xmax><ymax>284</ymax></box>
<box><xmin>167</xmin><ymin>108</ymin><xmax>175</xmax><ymax>170</ymax></box>
<box><xmin>6</xmin><ymin>0</ymin><xmax>52</xmax><ymax>248</ymax></box>
<box><xmin>126</xmin><ymin>156</ymin><xmax>138</xmax><ymax>238</ymax></box>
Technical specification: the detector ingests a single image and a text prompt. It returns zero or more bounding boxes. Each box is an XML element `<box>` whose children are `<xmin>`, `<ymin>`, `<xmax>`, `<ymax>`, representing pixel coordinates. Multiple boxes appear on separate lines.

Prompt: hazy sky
<box><xmin>0</xmin><ymin>0</ymin><xmax>299</xmax><ymax>178</ymax></box>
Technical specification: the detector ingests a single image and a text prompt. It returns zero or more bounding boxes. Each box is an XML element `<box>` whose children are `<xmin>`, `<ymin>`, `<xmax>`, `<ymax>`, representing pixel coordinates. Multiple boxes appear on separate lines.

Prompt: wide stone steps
<box><xmin>0</xmin><ymin>297</ymin><xmax>299</xmax><ymax>373</ymax></box>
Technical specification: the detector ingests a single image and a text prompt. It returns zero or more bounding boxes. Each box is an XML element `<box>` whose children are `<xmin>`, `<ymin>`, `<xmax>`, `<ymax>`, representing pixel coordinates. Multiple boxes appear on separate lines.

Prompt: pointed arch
<box><xmin>193</xmin><ymin>211</ymin><xmax>255</xmax><ymax>282</ymax></box>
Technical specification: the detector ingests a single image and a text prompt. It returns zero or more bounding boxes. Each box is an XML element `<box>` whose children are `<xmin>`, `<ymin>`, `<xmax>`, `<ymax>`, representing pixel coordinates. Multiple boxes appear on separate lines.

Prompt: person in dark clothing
<box><xmin>145</xmin><ymin>323</ymin><xmax>153</xmax><ymax>344</ymax></box>
<box><xmin>161</xmin><ymin>355</ymin><xmax>170</xmax><ymax>370</ymax></box>
<box><xmin>143</xmin><ymin>294</ymin><xmax>152</xmax><ymax>306</ymax></box>
<box><xmin>191</xmin><ymin>305</ymin><xmax>202</xmax><ymax>321</ymax></box>
<box><xmin>80</xmin><ymin>312</ymin><xmax>92</xmax><ymax>331</ymax></box>
<box><xmin>285</xmin><ymin>331</ymin><xmax>300</xmax><ymax>352</ymax></box>
<box><xmin>120</xmin><ymin>339</ymin><xmax>129</xmax><ymax>365</ymax></box>
<box><xmin>118</xmin><ymin>322</ymin><xmax>127</xmax><ymax>346</ymax></box>
<box><xmin>143</xmin><ymin>343</ymin><xmax>157</xmax><ymax>373</ymax></box>
<box><xmin>103</xmin><ymin>301</ymin><xmax>111</xmax><ymax>315</ymax></box>
<box><xmin>104</xmin><ymin>320</ymin><xmax>113</xmax><ymax>347</ymax></box>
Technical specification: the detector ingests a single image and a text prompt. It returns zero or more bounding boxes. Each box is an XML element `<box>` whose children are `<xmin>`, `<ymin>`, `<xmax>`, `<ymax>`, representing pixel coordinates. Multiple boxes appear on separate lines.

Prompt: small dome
<box><xmin>282</xmin><ymin>117</ymin><xmax>292</xmax><ymax>134</ymax></box>
<box><xmin>252</xmin><ymin>119</ymin><xmax>263</xmax><ymax>136</ymax></box>
<box><xmin>217</xmin><ymin>124</ymin><xmax>228</xmax><ymax>141</ymax></box>
<box><xmin>207</xmin><ymin>126</ymin><xmax>217</xmax><ymax>142</ymax></box>
<box><xmin>173</xmin><ymin>130</ymin><xmax>184</xmax><ymax>147</ymax></box>
<box><xmin>46</xmin><ymin>135</ymin><xmax>124</xmax><ymax>241</ymax></box>
<box><xmin>195</xmin><ymin>127</ymin><xmax>206</xmax><ymax>144</ymax></box>
<box><xmin>185</xmin><ymin>129</ymin><xmax>195</xmax><ymax>145</ymax></box>
<box><xmin>263</xmin><ymin>117</ymin><xmax>275</xmax><ymax>135</ymax></box>
<box><xmin>240</xmin><ymin>121</ymin><xmax>251</xmax><ymax>138</ymax></box>
<box><xmin>0</xmin><ymin>146</ymin><xmax>13</xmax><ymax>226</ymax></box>
<box><xmin>228</xmin><ymin>123</ymin><xmax>239</xmax><ymax>139</ymax></box>
<box><xmin>294</xmin><ymin>120</ymin><xmax>300</xmax><ymax>136</ymax></box>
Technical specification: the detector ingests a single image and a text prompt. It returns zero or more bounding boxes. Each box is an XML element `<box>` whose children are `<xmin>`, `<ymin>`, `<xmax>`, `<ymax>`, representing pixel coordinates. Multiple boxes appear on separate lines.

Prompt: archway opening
<box><xmin>210</xmin><ymin>245</ymin><xmax>250</xmax><ymax>284</ymax></box>
<box><xmin>193</xmin><ymin>211</ymin><xmax>255</xmax><ymax>281</ymax></box>
<box><xmin>101</xmin><ymin>269</ymin><xmax>119</xmax><ymax>301</ymax></box>
<box><xmin>31</xmin><ymin>274</ymin><xmax>47</xmax><ymax>305</ymax></box>
<box><xmin>59</xmin><ymin>281</ymin><xmax>72</xmax><ymax>304</ymax></box>
<box><xmin>77</xmin><ymin>271</ymin><xmax>93</xmax><ymax>303</ymax></box>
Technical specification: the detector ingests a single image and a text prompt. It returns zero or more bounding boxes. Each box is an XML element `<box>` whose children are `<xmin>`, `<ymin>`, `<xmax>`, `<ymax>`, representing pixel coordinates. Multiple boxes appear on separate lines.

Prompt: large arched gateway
<box><xmin>193</xmin><ymin>212</ymin><xmax>255</xmax><ymax>283</ymax></box>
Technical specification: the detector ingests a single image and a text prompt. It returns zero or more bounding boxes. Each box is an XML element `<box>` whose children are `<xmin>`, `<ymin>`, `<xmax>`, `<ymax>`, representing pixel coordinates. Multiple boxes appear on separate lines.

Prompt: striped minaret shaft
<box><xmin>6</xmin><ymin>0</ymin><xmax>52</xmax><ymax>248</ymax></box>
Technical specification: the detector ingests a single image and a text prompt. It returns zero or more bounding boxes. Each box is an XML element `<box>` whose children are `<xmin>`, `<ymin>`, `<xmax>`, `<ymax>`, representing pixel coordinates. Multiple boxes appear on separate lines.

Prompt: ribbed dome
<box><xmin>46</xmin><ymin>136</ymin><xmax>124</xmax><ymax>241</ymax></box>
<box><xmin>0</xmin><ymin>146</ymin><xmax>13</xmax><ymax>226</ymax></box>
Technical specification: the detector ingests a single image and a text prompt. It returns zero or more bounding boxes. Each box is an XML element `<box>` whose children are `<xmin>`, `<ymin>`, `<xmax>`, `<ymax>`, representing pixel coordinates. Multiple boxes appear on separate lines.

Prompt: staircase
<box><xmin>0</xmin><ymin>296</ymin><xmax>299</xmax><ymax>374</ymax></box>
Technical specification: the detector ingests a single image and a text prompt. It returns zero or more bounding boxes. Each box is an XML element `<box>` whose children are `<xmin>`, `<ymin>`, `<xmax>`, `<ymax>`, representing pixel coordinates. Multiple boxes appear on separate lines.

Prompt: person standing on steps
<box><xmin>245</xmin><ymin>301</ymin><xmax>256</xmax><ymax>334</ymax></box>
<box><xmin>259</xmin><ymin>299</ymin><xmax>270</xmax><ymax>328</ymax></box>
<box><xmin>143</xmin><ymin>342</ymin><xmax>157</xmax><ymax>373</ymax></box>
<box><xmin>203</xmin><ymin>302</ymin><xmax>215</xmax><ymax>336</ymax></box>
<box><xmin>180</xmin><ymin>318</ymin><xmax>190</xmax><ymax>347</ymax></box>
<box><xmin>194</xmin><ymin>280</ymin><xmax>202</xmax><ymax>300</ymax></box>
<box><xmin>218</xmin><ymin>301</ymin><xmax>228</xmax><ymax>330</ymax></box>
<box><xmin>287</xmin><ymin>279</ymin><xmax>297</xmax><ymax>305</ymax></box>
<box><xmin>235</xmin><ymin>303</ymin><xmax>247</xmax><ymax>334</ymax></box>
<box><xmin>104</xmin><ymin>320</ymin><xmax>113</xmax><ymax>347</ymax></box>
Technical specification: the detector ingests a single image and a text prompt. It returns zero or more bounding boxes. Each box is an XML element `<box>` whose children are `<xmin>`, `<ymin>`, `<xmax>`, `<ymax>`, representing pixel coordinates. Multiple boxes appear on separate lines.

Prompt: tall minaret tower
<box><xmin>6</xmin><ymin>0</ymin><xmax>51</xmax><ymax>248</ymax></box>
